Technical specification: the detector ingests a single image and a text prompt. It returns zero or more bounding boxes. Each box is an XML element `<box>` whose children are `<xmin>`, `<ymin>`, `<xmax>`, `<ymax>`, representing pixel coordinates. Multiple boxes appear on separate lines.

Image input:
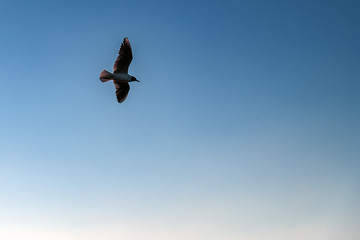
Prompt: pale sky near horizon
<box><xmin>0</xmin><ymin>0</ymin><xmax>359</xmax><ymax>239</ymax></box>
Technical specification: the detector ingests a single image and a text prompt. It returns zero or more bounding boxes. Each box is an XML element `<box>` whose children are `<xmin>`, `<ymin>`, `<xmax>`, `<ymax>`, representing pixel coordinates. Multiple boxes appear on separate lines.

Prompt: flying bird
<box><xmin>100</xmin><ymin>38</ymin><xmax>139</xmax><ymax>103</ymax></box>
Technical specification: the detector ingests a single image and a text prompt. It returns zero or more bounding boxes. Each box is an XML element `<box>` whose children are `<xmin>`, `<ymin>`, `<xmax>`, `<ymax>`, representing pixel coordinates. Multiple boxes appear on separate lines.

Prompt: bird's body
<box><xmin>100</xmin><ymin>38</ymin><xmax>139</xmax><ymax>103</ymax></box>
<box><xmin>112</xmin><ymin>73</ymin><xmax>132</xmax><ymax>82</ymax></box>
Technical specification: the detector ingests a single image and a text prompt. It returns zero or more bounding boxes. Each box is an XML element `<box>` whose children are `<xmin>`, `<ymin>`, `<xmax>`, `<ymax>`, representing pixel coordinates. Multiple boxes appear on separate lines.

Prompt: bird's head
<box><xmin>131</xmin><ymin>76</ymin><xmax>140</xmax><ymax>82</ymax></box>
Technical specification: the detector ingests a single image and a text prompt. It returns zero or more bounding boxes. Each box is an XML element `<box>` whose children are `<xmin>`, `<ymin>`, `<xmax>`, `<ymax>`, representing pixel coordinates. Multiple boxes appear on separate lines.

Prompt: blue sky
<box><xmin>0</xmin><ymin>0</ymin><xmax>359</xmax><ymax>239</ymax></box>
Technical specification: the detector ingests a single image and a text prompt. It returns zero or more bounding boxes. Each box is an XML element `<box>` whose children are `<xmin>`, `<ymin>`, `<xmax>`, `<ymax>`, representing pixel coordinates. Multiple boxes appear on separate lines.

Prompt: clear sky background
<box><xmin>0</xmin><ymin>0</ymin><xmax>359</xmax><ymax>239</ymax></box>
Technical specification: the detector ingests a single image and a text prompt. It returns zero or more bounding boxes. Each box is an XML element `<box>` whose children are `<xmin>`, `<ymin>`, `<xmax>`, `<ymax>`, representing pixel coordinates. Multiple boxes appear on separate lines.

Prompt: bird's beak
<box><xmin>135</xmin><ymin>79</ymin><xmax>140</xmax><ymax>82</ymax></box>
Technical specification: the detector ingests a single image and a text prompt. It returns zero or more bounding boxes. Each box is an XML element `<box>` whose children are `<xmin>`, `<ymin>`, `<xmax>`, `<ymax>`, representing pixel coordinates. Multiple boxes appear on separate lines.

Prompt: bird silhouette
<box><xmin>100</xmin><ymin>38</ymin><xmax>139</xmax><ymax>103</ymax></box>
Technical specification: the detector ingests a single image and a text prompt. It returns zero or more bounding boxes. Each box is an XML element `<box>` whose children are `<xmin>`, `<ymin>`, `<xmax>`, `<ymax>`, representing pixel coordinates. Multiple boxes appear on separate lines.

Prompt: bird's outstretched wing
<box><xmin>113</xmin><ymin>38</ymin><xmax>133</xmax><ymax>74</ymax></box>
<box><xmin>114</xmin><ymin>82</ymin><xmax>130</xmax><ymax>103</ymax></box>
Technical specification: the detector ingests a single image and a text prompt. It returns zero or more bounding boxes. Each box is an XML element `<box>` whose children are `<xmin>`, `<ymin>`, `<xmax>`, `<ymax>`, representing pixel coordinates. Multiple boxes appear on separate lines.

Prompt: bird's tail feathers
<box><xmin>100</xmin><ymin>70</ymin><xmax>113</xmax><ymax>82</ymax></box>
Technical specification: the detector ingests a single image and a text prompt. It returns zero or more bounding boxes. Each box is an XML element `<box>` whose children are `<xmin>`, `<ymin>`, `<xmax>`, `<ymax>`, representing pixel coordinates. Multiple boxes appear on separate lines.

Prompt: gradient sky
<box><xmin>0</xmin><ymin>0</ymin><xmax>359</xmax><ymax>239</ymax></box>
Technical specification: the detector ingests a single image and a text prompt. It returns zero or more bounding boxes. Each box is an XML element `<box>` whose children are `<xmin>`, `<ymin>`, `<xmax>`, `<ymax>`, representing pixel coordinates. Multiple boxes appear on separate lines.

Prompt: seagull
<box><xmin>100</xmin><ymin>38</ymin><xmax>139</xmax><ymax>103</ymax></box>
